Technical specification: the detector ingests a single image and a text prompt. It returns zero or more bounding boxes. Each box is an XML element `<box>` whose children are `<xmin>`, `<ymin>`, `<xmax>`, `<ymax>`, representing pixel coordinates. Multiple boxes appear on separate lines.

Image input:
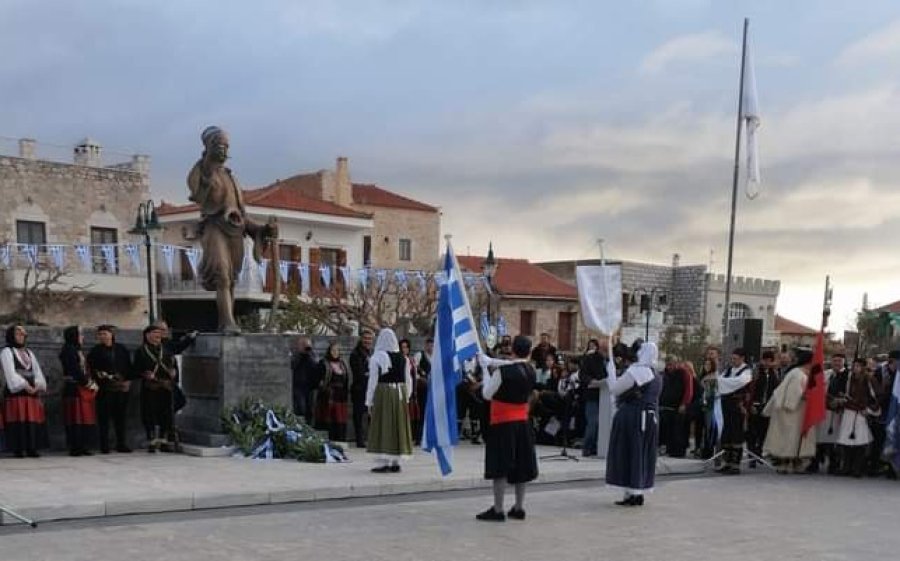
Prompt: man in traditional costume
<box><xmin>365</xmin><ymin>328</ymin><xmax>413</xmax><ymax>473</ymax></box>
<box><xmin>658</xmin><ymin>358</ymin><xmax>693</xmax><ymax>458</ymax></box>
<box><xmin>606</xmin><ymin>340</ymin><xmax>662</xmax><ymax>506</ymax></box>
<box><xmin>133</xmin><ymin>325</ymin><xmax>177</xmax><ymax>453</ymax></box>
<box><xmin>475</xmin><ymin>335</ymin><xmax>539</xmax><ymax>521</ymax></box>
<box><xmin>811</xmin><ymin>353</ymin><xmax>848</xmax><ymax>474</ymax></box>
<box><xmin>86</xmin><ymin>324</ymin><xmax>134</xmax><ymax>453</ymax></box>
<box><xmin>833</xmin><ymin>358</ymin><xmax>878</xmax><ymax>477</ymax></box>
<box><xmin>59</xmin><ymin>326</ymin><xmax>99</xmax><ymax>456</ymax></box>
<box><xmin>763</xmin><ymin>347</ymin><xmax>817</xmax><ymax>473</ymax></box>
<box><xmin>745</xmin><ymin>350</ymin><xmax>781</xmax><ymax>467</ymax></box>
<box><xmin>716</xmin><ymin>348</ymin><xmax>753</xmax><ymax>474</ymax></box>
<box><xmin>0</xmin><ymin>325</ymin><xmax>48</xmax><ymax>457</ymax></box>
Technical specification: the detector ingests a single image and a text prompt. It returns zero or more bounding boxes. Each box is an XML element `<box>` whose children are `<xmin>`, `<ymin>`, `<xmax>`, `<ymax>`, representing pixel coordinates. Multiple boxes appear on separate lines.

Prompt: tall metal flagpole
<box><xmin>722</xmin><ymin>17</ymin><xmax>750</xmax><ymax>348</ymax></box>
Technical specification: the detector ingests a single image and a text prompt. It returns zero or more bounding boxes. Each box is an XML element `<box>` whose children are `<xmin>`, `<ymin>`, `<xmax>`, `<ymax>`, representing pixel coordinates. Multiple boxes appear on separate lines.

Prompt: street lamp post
<box><xmin>481</xmin><ymin>242</ymin><xmax>498</xmax><ymax>324</ymax></box>
<box><xmin>129</xmin><ymin>200</ymin><xmax>162</xmax><ymax>324</ymax></box>
<box><xmin>632</xmin><ymin>287</ymin><xmax>669</xmax><ymax>341</ymax></box>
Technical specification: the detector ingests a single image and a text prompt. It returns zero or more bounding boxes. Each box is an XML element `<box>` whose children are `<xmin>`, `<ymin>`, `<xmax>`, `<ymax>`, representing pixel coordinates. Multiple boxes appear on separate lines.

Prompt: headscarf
<box><xmin>201</xmin><ymin>126</ymin><xmax>224</xmax><ymax>147</ymax></box>
<box><xmin>626</xmin><ymin>340</ymin><xmax>658</xmax><ymax>386</ymax></box>
<box><xmin>62</xmin><ymin>325</ymin><xmax>81</xmax><ymax>349</ymax></box>
<box><xmin>374</xmin><ymin>328</ymin><xmax>399</xmax><ymax>354</ymax></box>
<box><xmin>5</xmin><ymin>325</ymin><xmax>25</xmax><ymax>348</ymax></box>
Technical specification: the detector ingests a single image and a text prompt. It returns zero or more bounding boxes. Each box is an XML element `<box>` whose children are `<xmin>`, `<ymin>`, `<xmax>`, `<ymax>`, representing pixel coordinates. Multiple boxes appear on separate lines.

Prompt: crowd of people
<box><xmin>657</xmin><ymin>345</ymin><xmax>899</xmax><ymax>478</ymax></box>
<box><xmin>0</xmin><ymin>322</ymin><xmax>196</xmax><ymax>458</ymax></box>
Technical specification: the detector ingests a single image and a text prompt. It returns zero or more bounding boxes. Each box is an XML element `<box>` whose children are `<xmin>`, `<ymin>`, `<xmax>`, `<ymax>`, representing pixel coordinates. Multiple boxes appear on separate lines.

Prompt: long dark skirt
<box><xmin>484</xmin><ymin>420</ymin><xmax>538</xmax><ymax>484</ymax></box>
<box><xmin>3</xmin><ymin>391</ymin><xmax>49</xmax><ymax>453</ymax></box>
<box><xmin>720</xmin><ymin>397</ymin><xmax>745</xmax><ymax>448</ymax></box>
<box><xmin>63</xmin><ymin>384</ymin><xmax>98</xmax><ymax>452</ymax></box>
<box><xmin>606</xmin><ymin>402</ymin><xmax>658</xmax><ymax>490</ymax></box>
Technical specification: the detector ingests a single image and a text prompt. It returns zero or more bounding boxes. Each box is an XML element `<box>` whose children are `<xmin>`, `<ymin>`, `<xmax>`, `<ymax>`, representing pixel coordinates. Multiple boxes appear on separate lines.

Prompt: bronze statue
<box><xmin>187</xmin><ymin>126</ymin><xmax>276</xmax><ymax>334</ymax></box>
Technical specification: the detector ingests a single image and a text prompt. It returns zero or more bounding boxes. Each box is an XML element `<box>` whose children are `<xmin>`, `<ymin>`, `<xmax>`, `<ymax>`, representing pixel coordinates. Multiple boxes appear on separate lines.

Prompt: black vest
<box><xmin>492</xmin><ymin>362</ymin><xmax>536</xmax><ymax>404</ymax></box>
<box><xmin>660</xmin><ymin>369</ymin><xmax>687</xmax><ymax>408</ymax></box>
<box><xmin>379</xmin><ymin>352</ymin><xmax>407</xmax><ymax>384</ymax></box>
<box><xmin>419</xmin><ymin>353</ymin><xmax>432</xmax><ymax>376</ymax></box>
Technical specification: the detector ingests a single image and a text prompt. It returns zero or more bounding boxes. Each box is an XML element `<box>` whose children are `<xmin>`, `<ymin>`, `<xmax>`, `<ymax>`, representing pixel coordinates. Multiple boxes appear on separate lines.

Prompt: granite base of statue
<box><xmin>177</xmin><ymin>334</ymin><xmax>292</xmax><ymax>446</ymax></box>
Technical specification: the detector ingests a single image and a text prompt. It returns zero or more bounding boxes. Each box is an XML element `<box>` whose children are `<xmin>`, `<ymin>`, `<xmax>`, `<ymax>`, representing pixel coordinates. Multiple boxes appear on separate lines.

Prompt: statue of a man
<box><xmin>187</xmin><ymin>126</ymin><xmax>274</xmax><ymax>334</ymax></box>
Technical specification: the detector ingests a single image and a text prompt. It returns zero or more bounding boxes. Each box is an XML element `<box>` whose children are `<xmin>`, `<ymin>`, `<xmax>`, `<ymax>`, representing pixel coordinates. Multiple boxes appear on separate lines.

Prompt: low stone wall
<box><xmin>7</xmin><ymin>328</ymin><xmax>423</xmax><ymax>450</ymax></box>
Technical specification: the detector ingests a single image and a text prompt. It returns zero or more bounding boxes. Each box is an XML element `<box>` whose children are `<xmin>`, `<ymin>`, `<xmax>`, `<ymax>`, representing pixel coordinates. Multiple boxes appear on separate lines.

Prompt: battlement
<box><xmin>705</xmin><ymin>273</ymin><xmax>780</xmax><ymax>296</ymax></box>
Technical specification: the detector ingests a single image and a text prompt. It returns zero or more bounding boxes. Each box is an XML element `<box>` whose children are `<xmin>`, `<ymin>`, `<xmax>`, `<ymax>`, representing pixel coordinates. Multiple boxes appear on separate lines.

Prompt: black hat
<box><xmin>794</xmin><ymin>346</ymin><xmax>814</xmax><ymax>365</ymax></box>
<box><xmin>512</xmin><ymin>335</ymin><xmax>532</xmax><ymax>359</ymax></box>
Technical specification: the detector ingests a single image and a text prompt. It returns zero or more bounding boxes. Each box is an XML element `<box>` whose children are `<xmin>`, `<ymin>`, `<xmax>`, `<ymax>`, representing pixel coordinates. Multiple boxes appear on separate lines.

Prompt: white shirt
<box><xmin>0</xmin><ymin>347</ymin><xmax>47</xmax><ymax>393</ymax></box>
<box><xmin>717</xmin><ymin>363</ymin><xmax>752</xmax><ymax>396</ymax></box>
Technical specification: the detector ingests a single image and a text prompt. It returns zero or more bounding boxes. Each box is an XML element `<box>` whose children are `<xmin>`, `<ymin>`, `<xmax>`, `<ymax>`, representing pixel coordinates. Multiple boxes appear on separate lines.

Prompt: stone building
<box><xmin>538</xmin><ymin>256</ymin><xmax>781</xmax><ymax>346</ymax></box>
<box><xmin>774</xmin><ymin>314</ymin><xmax>818</xmax><ymax>349</ymax></box>
<box><xmin>457</xmin><ymin>255</ymin><xmax>581</xmax><ymax>352</ymax></box>
<box><xmin>156</xmin><ymin>157</ymin><xmax>441</xmax><ymax>331</ymax></box>
<box><xmin>0</xmin><ymin>137</ymin><xmax>152</xmax><ymax>327</ymax></box>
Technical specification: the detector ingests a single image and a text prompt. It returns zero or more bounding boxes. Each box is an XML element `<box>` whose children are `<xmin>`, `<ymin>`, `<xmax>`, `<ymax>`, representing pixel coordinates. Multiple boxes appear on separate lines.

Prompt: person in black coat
<box><xmin>133</xmin><ymin>325</ymin><xmax>177</xmax><ymax>453</ymax></box>
<box><xmin>349</xmin><ymin>330</ymin><xmax>374</xmax><ymax>447</ymax></box>
<box><xmin>86</xmin><ymin>324</ymin><xmax>134</xmax><ymax>453</ymax></box>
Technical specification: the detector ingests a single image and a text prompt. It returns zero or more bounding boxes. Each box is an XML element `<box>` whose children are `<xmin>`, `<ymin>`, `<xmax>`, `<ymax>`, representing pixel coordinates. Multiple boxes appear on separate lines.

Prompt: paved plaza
<box><xmin>1</xmin><ymin>471</ymin><xmax>897</xmax><ymax>561</ymax></box>
<box><xmin>0</xmin><ymin>444</ymin><xmax>701</xmax><ymax>525</ymax></box>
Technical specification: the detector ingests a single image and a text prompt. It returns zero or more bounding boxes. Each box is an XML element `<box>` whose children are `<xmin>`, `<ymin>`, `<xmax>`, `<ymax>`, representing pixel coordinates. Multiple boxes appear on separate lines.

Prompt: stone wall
<box><xmin>353</xmin><ymin>203</ymin><xmax>441</xmax><ymax>271</ymax></box>
<box><xmin>496</xmin><ymin>298</ymin><xmax>583</xmax><ymax>352</ymax></box>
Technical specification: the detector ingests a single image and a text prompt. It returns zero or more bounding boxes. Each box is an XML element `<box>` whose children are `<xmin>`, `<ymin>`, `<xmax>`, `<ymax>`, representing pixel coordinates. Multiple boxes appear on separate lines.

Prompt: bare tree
<box><xmin>0</xmin><ymin>264</ymin><xmax>93</xmax><ymax>325</ymax></box>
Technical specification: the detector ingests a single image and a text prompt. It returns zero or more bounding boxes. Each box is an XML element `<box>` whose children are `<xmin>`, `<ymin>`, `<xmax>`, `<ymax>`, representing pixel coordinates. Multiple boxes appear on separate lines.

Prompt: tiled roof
<box><xmin>457</xmin><ymin>255</ymin><xmax>578</xmax><ymax>300</ymax></box>
<box><xmin>875</xmin><ymin>299</ymin><xmax>900</xmax><ymax>314</ymax></box>
<box><xmin>352</xmin><ymin>183</ymin><xmax>438</xmax><ymax>213</ymax></box>
<box><xmin>775</xmin><ymin>314</ymin><xmax>817</xmax><ymax>335</ymax></box>
<box><xmin>157</xmin><ymin>178</ymin><xmax>370</xmax><ymax>219</ymax></box>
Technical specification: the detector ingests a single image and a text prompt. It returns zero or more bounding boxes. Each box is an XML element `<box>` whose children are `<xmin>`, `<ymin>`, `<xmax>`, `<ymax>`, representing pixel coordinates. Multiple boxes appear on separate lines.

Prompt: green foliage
<box><xmin>659</xmin><ymin>324</ymin><xmax>711</xmax><ymax>371</ymax></box>
<box><xmin>221</xmin><ymin>398</ymin><xmax>342</xmax><ymax>463</ymax></box>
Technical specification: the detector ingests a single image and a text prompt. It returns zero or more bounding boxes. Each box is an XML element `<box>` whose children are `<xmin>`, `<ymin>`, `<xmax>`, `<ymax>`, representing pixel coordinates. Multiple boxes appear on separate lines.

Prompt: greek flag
<box><xmin>884</xmin><ymin>367</ymin><xmax>900</xmax><ymax>471</ymax></box>
<box><xmin>423</xmin><ymin>241</ymin><xmax>481</xmax><ymax>476</ymax></box>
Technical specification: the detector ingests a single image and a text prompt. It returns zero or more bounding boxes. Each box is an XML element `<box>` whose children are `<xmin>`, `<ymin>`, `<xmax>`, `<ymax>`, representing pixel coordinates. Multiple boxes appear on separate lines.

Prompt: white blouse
<box><xmin>0</xmin><ymin>347</ymin><xmax>47</xmax><ymax>393</ymax></box>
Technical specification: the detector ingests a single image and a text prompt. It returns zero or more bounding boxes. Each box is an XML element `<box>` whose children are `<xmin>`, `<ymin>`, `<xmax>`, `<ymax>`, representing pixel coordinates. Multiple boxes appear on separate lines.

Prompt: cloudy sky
<box><xmin>3</xmin><ymin>0</ymin><xmax>900</xmax><ymax>332</ymax></box>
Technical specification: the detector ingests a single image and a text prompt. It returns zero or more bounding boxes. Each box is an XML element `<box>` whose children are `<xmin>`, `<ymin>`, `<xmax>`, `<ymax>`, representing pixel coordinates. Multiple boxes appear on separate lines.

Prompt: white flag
<box><xmin>742</xmin><ymin>35</ymin><xmax>761</xmax><ymax>200</ymax></box>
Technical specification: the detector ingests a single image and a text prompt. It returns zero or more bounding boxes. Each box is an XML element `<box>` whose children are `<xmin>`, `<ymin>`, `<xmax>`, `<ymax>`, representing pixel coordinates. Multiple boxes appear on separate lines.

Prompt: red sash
<box><xmin>490</xmin><ymin>400</ymin><xmax>529</xmax><ymax>425</ymax></box>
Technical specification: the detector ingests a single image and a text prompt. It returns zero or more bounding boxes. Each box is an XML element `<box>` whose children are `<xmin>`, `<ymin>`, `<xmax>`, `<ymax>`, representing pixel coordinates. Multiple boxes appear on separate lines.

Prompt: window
<box><xmin>90</xmin><ymin>227</ymin><xmax>118</xmax><ymax>274</ymax></box>
<box><xmin>728</xmin><ymin>302</ymin><xmax>753</xmax><ymax>320</ymax></box>
<box><xmin>363</xmin><ymin>235</ymin><xmax>372</xmax><ymax>266</ymax></box>
<box><xmin>520</xmin><ymin>310</ymin><xmax>535</xmax><ymax>336</ymax></box>
<box><xmin>16</xmin><ymin>220</ymin><xmax>46</xmax><ymax>246</ymax></box>
<box><xmin>399</xmin><ymin>238</ymin><xmax>412</xmax><ymax>262</ymax></box>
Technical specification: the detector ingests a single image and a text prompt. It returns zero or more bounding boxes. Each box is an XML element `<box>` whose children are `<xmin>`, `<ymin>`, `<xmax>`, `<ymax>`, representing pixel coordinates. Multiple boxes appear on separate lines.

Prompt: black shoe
<box><xmin>633</xmin><ymin>495</ymin><xmax>644</xmax><ymax>506</ymax></box>
<box><xmin>69</xmin><ymin>450</ymin><xmax>82</xmax><ymax>457</ymax></box>
<box><xmin>475</xmin><ymin>507</ymin><xmax>506</xmax><ymax>522</ymax></box>
<box><xmin>81</xmin><ymin>450</ymin><xmax>94</xmax><ymax>456</ymax></box>
<box><xmin>356</xmin><ymin>441</ymin><xmax>366</xmax><ymax>448</ymax></box>
<box><xmin>721</xmin><ymin>466</ymin><xmax>741</xmax><ymax>475</ymax></box>
<box><xmin>389</xmin><ymin>464</ymin><xmax>401</xmax><ymax>473</ymax></box>
<box><xmin>116</xmin><ymin>445</ymin><xmax>132</xmax><ymax>453</ymax></box>
<box><xmin>26</xmin><ymin>450</ymin><xmax>40</xmax><ymax>458</ymax></box>
<box><xmin>371</xmin><ymin>466</ymin><xmax>391</xmax><ymax>473</ymax></box>
<box><xmin>615</xmin><ymin>496</ymin><xmax>638</xmax><ymax>506</ymax></box>
<box><xmin>507</xmin><ymin>507</ymin><xmax>526</xmax><ymax>520</ymax></box>
<box><xmin>13</xmin><ymin>451</ymin><xmax>24</xmax><ymax>459</ymax></box>
<box><xmin>100</xmin><ymin>447</ymin><xmax>111</xmax><ymax>455</ymax></box>
<box><xmin>470</xmin><ymin>437</ymin><xmax>482</xmax><ymax>445</ymax></box>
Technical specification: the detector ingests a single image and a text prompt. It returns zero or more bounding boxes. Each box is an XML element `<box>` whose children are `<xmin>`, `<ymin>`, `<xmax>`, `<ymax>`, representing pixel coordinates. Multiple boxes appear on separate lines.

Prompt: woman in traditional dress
<box><xmin>59</xmin><ymin>325</ymin><xmax>99</xmax><ymax>456</ymax></box>
<box><xmin>0</xmin><ymin>325</ymin><xmax>49</xmax><ymax>458</ymax></box>
<box><xmin>133</xmin><ymin>325</ymin><xmax>177</xmax><ymax>453</ymax></box>
<box><xmin>315</xmin><ymin>341</ymin><xmax>351</xmax><ymax>442</ymax></box>
<box><xmin>762</xmin><ymin>347</ymin><xmax>816</xmax><ymax>474</ymax></box>
<box><xmin>605</xmin><ymin>339</ymin><xmax>662</xmax><ymax>507</ymax></box>
<box><xmin>834</xmin><ymin>358</ymin><xmax>877</xmax><ymax>477</ymax></box>
<box><xmin>365</xmin><ymin>328</ymin><xmax>413</xmax><ymax>473</ymax></box>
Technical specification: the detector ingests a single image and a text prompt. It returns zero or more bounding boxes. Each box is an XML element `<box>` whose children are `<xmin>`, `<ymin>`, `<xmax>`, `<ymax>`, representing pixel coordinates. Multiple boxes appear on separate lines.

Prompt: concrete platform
<box><xmin>0</xmin><ymin>444</ymin><xmax>703</xmax><ymax>525</ymax></box>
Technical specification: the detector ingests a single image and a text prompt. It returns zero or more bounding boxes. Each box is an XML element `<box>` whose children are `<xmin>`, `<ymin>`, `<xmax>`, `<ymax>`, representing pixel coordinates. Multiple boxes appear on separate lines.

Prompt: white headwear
<box><xmin>374</xmin><ymin>328</ymin><xmax>399</xmax><ymax>354</ymax></box>
<box><xmin>627</xmin><ymin>341</ymin><xmax>658</xmax><ymax>386</ymax></box>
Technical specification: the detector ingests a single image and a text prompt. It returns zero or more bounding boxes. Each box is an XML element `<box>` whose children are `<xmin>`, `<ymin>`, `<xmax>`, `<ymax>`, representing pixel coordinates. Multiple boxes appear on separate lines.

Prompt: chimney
<box><xmin>335</xmin><ymin>156</ymin><xmax>353</xmax><ymax>208</ymax></box>
<box><xmin>18</xmin><ymin>138</ymin><xmax>36</xmax><ymax>160</ymax></box>
<box><xmin>74</xmin><ymin>138</ymin><xmax>102</xmax><ymax>167</ymax></box>
<box><xmin>672</xmin><ymin>253</ymin><xmax>680</xmax><ymax>268</ymax></box>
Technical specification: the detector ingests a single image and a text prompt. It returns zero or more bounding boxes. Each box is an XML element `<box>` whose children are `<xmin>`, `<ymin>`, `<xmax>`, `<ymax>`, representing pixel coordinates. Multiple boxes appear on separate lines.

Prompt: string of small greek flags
<box><xmin>0</xmin><ymin>242</ymin><xmax>491</xmax><ymax>295</ymax></box>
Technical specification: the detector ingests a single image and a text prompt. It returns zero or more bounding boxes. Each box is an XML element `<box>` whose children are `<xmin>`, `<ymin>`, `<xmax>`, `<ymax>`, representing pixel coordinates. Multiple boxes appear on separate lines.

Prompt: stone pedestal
<box><xmin>177</xmin><ymin>334</ymin><xmax>293</xmax><ymax>446</ymax></box>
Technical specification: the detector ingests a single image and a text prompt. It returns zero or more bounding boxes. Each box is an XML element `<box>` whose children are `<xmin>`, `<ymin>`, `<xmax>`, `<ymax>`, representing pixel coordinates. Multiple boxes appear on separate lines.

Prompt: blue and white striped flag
<box><xmin>423</xmin><ymin>240</ymin><xmax>481</xmax><ymax>476</ymax></box>
<box><xmin>480</xmin><ymin>311</ymin><xmax>490</xmax><ymax>341</ymax></box>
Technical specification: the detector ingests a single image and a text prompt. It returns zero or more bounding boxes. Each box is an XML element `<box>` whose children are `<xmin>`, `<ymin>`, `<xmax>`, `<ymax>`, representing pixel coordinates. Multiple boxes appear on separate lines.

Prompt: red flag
<box><xmin>801</xmin><ymin>330</ymin><xmax>826</xmax><ymax>435</ymax></box>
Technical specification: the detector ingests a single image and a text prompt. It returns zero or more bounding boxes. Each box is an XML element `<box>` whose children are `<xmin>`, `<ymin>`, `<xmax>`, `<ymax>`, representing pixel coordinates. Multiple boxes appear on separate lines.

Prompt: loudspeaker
<box><xmin>726</xmin><ymin>318</ymin><xmax>763</xmax><ymax>364</ymax></box>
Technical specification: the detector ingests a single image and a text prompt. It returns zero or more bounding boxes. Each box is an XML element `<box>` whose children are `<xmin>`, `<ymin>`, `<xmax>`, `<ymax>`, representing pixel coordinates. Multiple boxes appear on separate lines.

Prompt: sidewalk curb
<box><xmin>0</xmin><ymin>462</ymin><xmax>704</xmax><ymax>525</ymax></box>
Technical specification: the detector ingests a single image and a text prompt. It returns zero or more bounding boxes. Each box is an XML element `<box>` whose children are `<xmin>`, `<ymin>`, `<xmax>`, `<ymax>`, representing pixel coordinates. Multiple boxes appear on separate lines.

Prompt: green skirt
<box><xmin>367</xmin><ymin>384</ymin><xmax>413</xmax><ymax>458</ymax></box>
